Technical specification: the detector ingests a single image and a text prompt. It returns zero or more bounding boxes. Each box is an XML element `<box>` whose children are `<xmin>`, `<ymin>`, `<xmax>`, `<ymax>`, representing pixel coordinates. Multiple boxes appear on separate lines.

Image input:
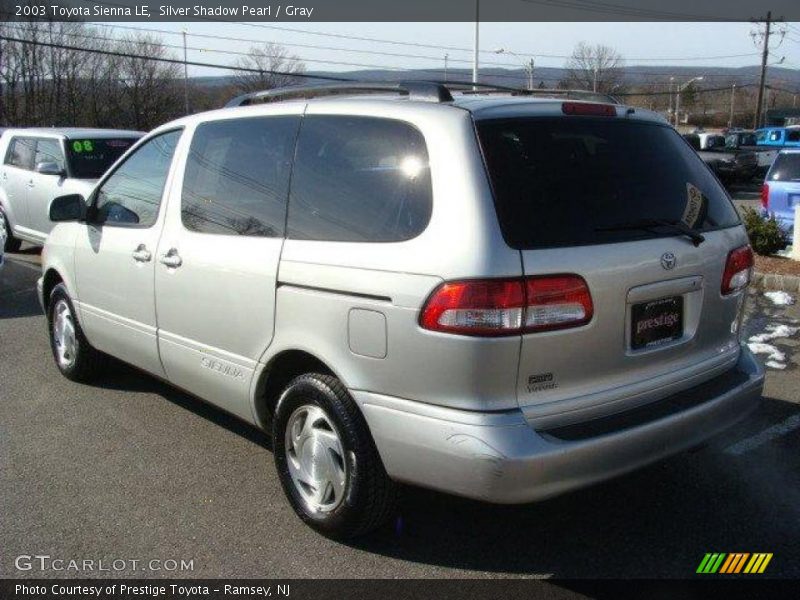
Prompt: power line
<box><xmin>71</xmin><ymin>0</ymin><xmax>760</xmax><ymax>62</ymax></box>
<box><xmin>1</xmin><ymin>32</ymin><xmax>795</xmax><ymax>100</ymax></box>
<box><xmin>1</xmin><ymin>22</ymin><xmax>771</xmax><ymax>84</ymax></box>
<box><xmin>0</xmin><ymin>35</ymin><xmax>354</xmax><ymax>82</ymax></box>
<box><xmin>520</xmin><ymin>0</ymin><xmax>731</xmax><ymax>22</ymax></box>
<box><xmin>0</xmin><ymin>25</ymin><xmax>537</xmax><ymax>83</ymax></box>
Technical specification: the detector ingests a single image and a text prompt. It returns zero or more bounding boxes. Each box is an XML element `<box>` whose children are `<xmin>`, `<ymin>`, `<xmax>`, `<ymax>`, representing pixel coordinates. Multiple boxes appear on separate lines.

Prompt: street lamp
<box><xmin>494</xmin><ymin>48</ymin><xmax>535</xmax><ymax>90</ymax></box>
<box><xmin>674</xmin><ymin>76</ymin><xmax>703</xmax><ymax>128</ymax></box>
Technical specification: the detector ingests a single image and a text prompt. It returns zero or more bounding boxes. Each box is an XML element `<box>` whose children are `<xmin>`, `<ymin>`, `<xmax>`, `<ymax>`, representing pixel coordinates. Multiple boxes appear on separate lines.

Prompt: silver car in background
<box><xmin>38</xmin><ymin>83</ymin><xmax>764</xmax><ymax>538</ymax></box>
<box><xmin>0</xmin><ymin>128</ymin><xmax>142</xmax><ymax>251</ymax></box>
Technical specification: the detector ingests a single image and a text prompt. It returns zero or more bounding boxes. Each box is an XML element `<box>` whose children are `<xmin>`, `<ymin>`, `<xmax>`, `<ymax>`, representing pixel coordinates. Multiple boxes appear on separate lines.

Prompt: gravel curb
<box><xmin>753</xmin><ymin>271</ymin><xmax>800</xmax><ymax>293</ymax></box>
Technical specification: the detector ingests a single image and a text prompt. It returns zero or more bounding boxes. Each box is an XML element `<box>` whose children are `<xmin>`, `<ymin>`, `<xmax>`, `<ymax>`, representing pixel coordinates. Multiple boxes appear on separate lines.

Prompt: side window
<box><xmin>787</xmin><ymin>130</ymin><xmax>800</xmax><ymax>143</ymax></box>
<box><xmin>769</xmin><ymin>130</ymin><xmax>782</xmax><ymax>143</ymax></box>
<box><xmin>181</xmin><ymin>116</ymin><xmax>299</xmax><ymax>237</ymax></box>
<box><xmin>93</xmin><ymin>130</ymin><xmax>181</xmax><ymax>228</ymax></box>
<box><xmin>5</xmin><ymin>138</ymin><xmax>35</xmax><ymax>170</ymax></box>
<box><xmin>34</xmin><ymin>139</ymin><xmax>65</xmax><ymax>171</ymax></box>
<box><xmin>287</xmin><ymin>116</ymin><xmax>432</xmax><ymax>243</ymax></box>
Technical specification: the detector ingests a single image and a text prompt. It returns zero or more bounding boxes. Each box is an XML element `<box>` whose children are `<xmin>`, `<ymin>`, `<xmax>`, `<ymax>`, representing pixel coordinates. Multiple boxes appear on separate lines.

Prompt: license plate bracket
<box><xmin>631</xmin><ymin>296</ymin><xmax>684</xmax><ymax>350</ymax></box>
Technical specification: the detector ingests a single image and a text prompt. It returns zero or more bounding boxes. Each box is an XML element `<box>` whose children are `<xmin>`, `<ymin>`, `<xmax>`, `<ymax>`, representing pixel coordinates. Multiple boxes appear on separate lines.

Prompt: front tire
<box><xmin>0</xmin><ymin>207</ymin><xmax>22</xmax><ymax>253</ymax></box>
<box><xmin>47</xmin><ymin>283</ymin><xmax>105</xmax><ymax>382</ymax></box>
<box><xmin>273</xmin><ymin>373</ymin><xmax>398</xmax><ymax>538</ymax></box>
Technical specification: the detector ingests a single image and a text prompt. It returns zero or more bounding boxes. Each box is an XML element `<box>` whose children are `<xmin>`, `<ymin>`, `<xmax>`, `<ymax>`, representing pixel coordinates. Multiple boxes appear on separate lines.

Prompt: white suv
<box><xmin>38</xmin><ymin>83</ymin><xmax>763</xmax><ymax>538</ymax></box>
<box><xmin>0</xmin><ymin>128</ymin><xmax>142</xmax><ymax>251</ymax></box>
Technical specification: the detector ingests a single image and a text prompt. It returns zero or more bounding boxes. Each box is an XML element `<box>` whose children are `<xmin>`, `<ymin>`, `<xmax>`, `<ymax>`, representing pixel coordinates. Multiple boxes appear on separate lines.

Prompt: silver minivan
<box><xmin>38</xmin><ymin>83</ymin><xmax>764</xmax><ymax>538</ymax></box>
<box><xmin>0</xmin><ymin>128</ymin><xmax>142</xmax><ymax>251</ymax></box>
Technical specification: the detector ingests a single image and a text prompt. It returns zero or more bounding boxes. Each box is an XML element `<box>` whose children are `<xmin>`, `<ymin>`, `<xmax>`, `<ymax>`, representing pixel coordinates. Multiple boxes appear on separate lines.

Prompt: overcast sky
<box><xmin>103</xmin><ymin>21</ymin><xmax>799</xmax><ymax>79</ymax></box>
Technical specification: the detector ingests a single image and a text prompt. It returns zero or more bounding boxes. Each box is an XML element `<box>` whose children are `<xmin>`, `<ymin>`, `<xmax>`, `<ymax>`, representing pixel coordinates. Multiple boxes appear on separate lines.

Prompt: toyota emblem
<box><xmin>661</xmin><ymin>252</ymin><xmax>677</xmax><ymax>270</ymax></box>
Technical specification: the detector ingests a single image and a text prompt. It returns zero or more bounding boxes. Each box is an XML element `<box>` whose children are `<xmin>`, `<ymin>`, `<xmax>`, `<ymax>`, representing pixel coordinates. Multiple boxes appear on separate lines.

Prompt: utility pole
<box><xmin>527</xmin><ymin>58</ymin><xmax>534</xmax><ymax>91</ymax></box>
<box><xmin>729</xmin><ymin>83</ymin><xmax>736</xmax><ymax>128</ymax></box>
<box><xmin>754</xmin><ymin>11</ymin><xmax>771</xmax><ymax>129</ymax></box>
<box><xmin>593</xmin><ymin>66</ymin><xmax>598</xmax><ymax>93</ymax></box>
<box><xmin>472</xmin><ymin>0</ymin><xmax>479</xmax><ymax>87</ymax></box>
<box><xmin>444</xmin><ymin>53</ymin><xmax>449</xmax><ymax>82</ymax></box>
<box><xmin>182</xmin><ymin>29</ymin><xmax>189</xmax><ymax>115</ymax></box>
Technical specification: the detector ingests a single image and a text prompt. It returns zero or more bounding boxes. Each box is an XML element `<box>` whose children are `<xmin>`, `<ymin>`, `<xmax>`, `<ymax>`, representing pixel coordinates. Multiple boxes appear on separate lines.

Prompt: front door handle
<box><xmin>27</xmin><ymin>179</ymin><xmax>34</xmax><ymax>188</ymax></box>
<box><xmin>159</xmin><ymin>248</ymin><xmax>182</xmax><ymax>269</ymax></box>
<box><xmin>132</xmin><ymin>244</ymin><xmax>152</xmax><ymax>263</ymax></box>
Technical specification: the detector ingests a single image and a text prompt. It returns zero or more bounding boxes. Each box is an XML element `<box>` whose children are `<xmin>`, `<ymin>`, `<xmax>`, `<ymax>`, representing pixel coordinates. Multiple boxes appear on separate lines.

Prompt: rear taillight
<box><xmin>721</xmin><ymin>245</ymin><xmax>754</xmax><ymax>295</ymax></box>
<box><xmin>525</xmin><ymin>275</ymin><xmax>594</xmax><ymax>332</ymax></box>
<box><xmin>760</xmin><ymin>183</ymin><xmax>770</xmax><ymax>210</ymax></box>
<box><xmin>561</xmin><ymin>102</ymin><xmax>617</xmax><ymax>117</ymax></box>
<box><xmin>420</xmin><ymin>275</ymin><xmax>593</xmax><ymax>337</ymax></box>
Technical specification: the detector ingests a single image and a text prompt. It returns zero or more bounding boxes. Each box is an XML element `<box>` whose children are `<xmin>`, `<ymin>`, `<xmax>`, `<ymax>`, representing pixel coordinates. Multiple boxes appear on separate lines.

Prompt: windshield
<box><xmin>67</xmin><ymin>138</ymin><xmax>139</xmax><ymax>179</ymax></box>
<box><xmin>769</xmin><ymin>153</ymin><xmax>800</xmax><ymax>181</ymax></box>
<box><xmin>476</xmin><ymin>117</ymin><xmax>740</xmax><ymax>249</ymax></box>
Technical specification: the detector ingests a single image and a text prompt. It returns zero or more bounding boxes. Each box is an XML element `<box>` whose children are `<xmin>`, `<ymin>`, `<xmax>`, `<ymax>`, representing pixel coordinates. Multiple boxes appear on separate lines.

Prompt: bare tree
<box><xmin>232</xmin><ymin>43</ymin><xmax>305</xmax><ymax>93</ymax></box>
<box><xmin>113</xmin><ymin>34</ymin><xmax>183</xmax><ymax>130</ymax></box>
<box><xmin>564</xmin><ymin>42</ymin><xmax>624</xmax><ymax>93</ymax></box>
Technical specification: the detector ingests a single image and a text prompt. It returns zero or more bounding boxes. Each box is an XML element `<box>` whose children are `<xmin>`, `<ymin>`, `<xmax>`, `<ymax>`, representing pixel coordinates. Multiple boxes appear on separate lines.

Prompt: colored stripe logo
<box><xmin>697</xmin><ymin>553</ymin><xmax>773</xmax><ymax>574</ymax></box>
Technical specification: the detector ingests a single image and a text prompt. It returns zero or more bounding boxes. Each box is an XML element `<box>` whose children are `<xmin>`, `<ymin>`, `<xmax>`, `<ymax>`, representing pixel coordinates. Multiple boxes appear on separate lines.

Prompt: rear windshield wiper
<box><xmin>596</xmin><ymin>218</ymin><xmax>706</xmax><ymax>247</ymax></box>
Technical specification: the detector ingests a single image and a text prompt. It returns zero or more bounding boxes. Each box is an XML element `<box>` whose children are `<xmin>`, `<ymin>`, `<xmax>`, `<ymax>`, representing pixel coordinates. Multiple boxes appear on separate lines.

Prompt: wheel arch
<box><xmin>252</xmin><ymin>349</ymin><xmax>340</xmax><ymax>430</ymax></box>
<box><xmin>42</xmin><ymin>268</ymin><xmax>65</xmax><ymax>307</ymax></box>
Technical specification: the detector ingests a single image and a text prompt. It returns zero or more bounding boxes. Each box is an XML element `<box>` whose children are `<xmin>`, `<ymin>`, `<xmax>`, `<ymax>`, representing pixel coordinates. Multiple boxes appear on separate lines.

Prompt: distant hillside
<box><xmin>192</xmin><ymin>65</ymin><xmax>800</xmax><ymax>90</ymax></box>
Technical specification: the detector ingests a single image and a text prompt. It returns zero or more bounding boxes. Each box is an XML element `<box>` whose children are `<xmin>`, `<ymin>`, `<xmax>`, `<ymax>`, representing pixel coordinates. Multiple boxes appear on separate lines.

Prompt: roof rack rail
<box><xmin>223</xmin><ymin>80</ymin><xmax>622</xmax><ymax>108</ymax></box>
<box><xmin>422</xmin><ymin>81</ymin><xmax>621</xmax><ymax>104</ymax></box>
<box><xmin>524</xmin><ymin>88</ymin><xmax>621</xmax><ymax>104</ymax></box>
<box><xmin>225</xmin><ymin>81</ymin><xmax>454</xmax><ymax>107</ymax></box>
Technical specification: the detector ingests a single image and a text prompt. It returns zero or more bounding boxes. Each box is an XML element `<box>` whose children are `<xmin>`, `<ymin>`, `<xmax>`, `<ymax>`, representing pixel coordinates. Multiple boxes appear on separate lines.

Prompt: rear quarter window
<box><xmin>287</xmin><ymin>116</ymin><xmax>432</xmax><ymax>243</ymax></box>
<box><xmin>5</xmin><ymin>138</ymin><xmax>35</xmax><ymax>170</ymax></box>
<box><xmin>476</xmin><ymin>117</ymin><xmax>740</xmax><ymax>249</ymax></box>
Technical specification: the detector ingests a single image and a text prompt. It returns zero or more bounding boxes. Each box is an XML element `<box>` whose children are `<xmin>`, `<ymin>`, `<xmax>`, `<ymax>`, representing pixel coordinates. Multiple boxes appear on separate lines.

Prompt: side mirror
<box><xmin>35</xmin><ymin>161</ymin><xmax>66</xmax><ymax>177</ymax></box>
<box><xmin>49</xmin><ymin>194</ymin><xmax>86</xmax><ymax>222</ymax></box>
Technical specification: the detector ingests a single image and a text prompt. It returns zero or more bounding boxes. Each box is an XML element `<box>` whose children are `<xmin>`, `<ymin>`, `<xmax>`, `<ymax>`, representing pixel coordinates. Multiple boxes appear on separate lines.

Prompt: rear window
<box><xmin>477</xmin><ymin>118</ymin><xmax>740</xmax><ymax>249</ymax></box>
<box><xmin>769</xmin><ymin>153</ymin><xmax>800</xmax><ymax>181</ymax></box>
<box><xmin>67</xmin><ymin>138</ymin><xmax>139</xmax><ymax>179</ymax></box>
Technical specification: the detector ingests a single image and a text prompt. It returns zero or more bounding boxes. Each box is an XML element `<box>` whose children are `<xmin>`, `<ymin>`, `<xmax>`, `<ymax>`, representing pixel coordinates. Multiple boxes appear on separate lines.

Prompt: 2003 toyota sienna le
<box><xmin>38</xmin><ymin>82</ymin><xmax>764</xmax><ymax>538</ymax></box>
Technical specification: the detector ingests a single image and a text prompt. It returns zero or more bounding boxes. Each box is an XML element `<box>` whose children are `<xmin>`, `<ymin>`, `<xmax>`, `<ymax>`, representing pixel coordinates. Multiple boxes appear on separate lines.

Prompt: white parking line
<box><xmin>724</xmin><ymin>414</ymin><xmax>800</xmax><ymax>456</ymax></box>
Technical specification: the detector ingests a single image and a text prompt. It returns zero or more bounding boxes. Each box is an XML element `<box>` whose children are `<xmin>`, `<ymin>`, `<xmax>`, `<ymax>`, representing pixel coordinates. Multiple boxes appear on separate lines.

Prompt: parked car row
<box><xmin>0</xmin><ymin>128</ymin><xmax>143</xmax><ymax>252</ymax></box>
<box><xmin>682</xmin><ymin>132</ymin><xmax>758</xmax><ymax>183</ymax></box>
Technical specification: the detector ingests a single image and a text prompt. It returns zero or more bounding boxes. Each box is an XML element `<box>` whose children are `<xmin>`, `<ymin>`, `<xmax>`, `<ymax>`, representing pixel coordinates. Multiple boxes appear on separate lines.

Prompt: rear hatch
<box><xmin>476</xmin><ymin>111</ymin><xmax>750</xmax><ymax>428</ymax></box>
<box><xmin>766</xmin><ymin>152</ymin><xmax>800</xmax><ymax>229</ymax></box>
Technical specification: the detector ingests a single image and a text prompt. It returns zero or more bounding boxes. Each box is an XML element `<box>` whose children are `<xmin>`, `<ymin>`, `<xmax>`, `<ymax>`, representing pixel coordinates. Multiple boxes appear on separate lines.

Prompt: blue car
<box><xmin>762</xmin><ymin>149</ymin><xmax>800</xmax><ymax>235</ymax></box>
<box><xmin>755</xmin><ymin>127</ymin><xmax>800</xmax><ymax>147</ymax></box>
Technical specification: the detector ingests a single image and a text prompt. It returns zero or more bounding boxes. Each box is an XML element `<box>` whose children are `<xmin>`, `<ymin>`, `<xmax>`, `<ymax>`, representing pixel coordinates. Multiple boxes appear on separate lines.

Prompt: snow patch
<box><xmin>748</xmin><ymin>323</ymin><xmax>800</xmax><ymax>343</ymax></box>
<box><xmin>765</xmin><ymin>360</ymin><xmax>787</xmax><ymax>370</ymax></box>
<box><xmin>764</xmin><ymin>291</ymin><xmax>795</xmax><ymax>306</ymax></box>
<box><xmin>747</xmin><ymin>342</ymin><xmax>786</xmax><ymax>363</ymax></box>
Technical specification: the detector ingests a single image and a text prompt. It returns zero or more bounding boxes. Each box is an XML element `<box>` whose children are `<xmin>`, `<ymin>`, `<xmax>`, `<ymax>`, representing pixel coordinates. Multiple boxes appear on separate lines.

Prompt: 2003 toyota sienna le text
<box><xmin>38</xmin><ymin>83</ymin><xmax>764</xmax><ymax>538</ymax></box>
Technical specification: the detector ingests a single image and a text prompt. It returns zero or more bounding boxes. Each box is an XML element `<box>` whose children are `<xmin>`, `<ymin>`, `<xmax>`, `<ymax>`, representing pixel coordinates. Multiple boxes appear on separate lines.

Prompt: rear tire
<box><xmin>47</xmin><ymin>283</ymin><xmax>106</xmax><ymax>382</ymax></box>
<box><xmin>0</xmin><ymin>208</ymin><xmax>22</xmax><ymax>253</ymax></box>
<box><xmin>273</xmin><ymin>373</ymin><xmax>398</xmax><ymax>539</ymax></box>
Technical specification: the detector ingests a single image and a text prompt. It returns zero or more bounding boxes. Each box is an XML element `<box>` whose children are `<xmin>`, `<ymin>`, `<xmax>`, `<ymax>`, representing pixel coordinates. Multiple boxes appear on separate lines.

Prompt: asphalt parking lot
<box><xmin>1</xmin><ymin>235</ymin><xmax>799</xmax><ymax>580</ymax></box>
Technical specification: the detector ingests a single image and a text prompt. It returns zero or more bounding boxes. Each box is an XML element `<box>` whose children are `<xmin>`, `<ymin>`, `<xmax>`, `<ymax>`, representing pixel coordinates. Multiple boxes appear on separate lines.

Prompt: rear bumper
<box><xmin>353</xmin><ymin>345</ymin><xmax>763</xmax><ymax>504</ymax></box>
